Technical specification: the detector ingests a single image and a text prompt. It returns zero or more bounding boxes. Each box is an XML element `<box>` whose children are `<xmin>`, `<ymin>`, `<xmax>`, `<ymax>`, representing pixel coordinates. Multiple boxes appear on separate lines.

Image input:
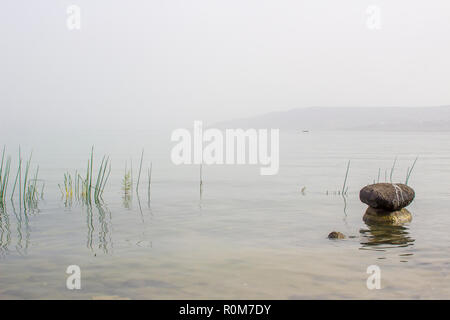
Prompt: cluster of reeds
<box><xmin>1</xmin><ymin>146</ymin><xmax>41</xmax><ymax>211</ymax></box>
<box><xmin>126</xmin><ymin>149</ymin><xmax>152</xmax><ymax>206</ymax></box>
<box><xmin>373</xmin><ymin>168</ymin><xmax>390</xmax><ymax>184</ymax></box>
<box><xmin>121</xmin><ymin>159</ymin><xmax>133</xmax><ymax>209</ymax></box>
<box><xmin>62</xmin><ymin>172</ymin><xmax>74</xmax><ymax>199</ymax></box>
<box><xmin>59</xmin><ymin>147</ymin><xmax>111</xmax><ymax>205</ymax></box>
<box><xmin>122</xmin><ymin>168</ymin><xmax>132</xmax><ymax>197</ymax></box>
<box><xmin>372</xmin><ymin>156</ymin><xmax>418</xmax><ymax>185</ymax></box>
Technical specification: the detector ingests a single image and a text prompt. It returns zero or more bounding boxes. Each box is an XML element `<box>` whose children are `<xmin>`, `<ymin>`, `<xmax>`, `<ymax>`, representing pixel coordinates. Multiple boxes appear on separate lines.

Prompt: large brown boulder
<box><xmin>359</xmin><ymin>183</ymin><xmax>415</xmax><ymax>211</ymax></box>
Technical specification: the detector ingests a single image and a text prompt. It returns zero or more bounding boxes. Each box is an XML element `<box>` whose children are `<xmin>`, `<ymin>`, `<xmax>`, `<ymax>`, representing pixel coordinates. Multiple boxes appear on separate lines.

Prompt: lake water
<box><xmin>0</xmin><ymin>130</ymin><xmax>449</xmax><ymax>299</ymax></box>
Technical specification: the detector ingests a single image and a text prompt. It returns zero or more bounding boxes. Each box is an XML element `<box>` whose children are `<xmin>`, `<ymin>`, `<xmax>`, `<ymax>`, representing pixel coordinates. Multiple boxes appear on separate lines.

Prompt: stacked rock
<box><xmin>359</xmin><ymin>183</ymin><xmax>415</xmax><ymax>225</ymax></box>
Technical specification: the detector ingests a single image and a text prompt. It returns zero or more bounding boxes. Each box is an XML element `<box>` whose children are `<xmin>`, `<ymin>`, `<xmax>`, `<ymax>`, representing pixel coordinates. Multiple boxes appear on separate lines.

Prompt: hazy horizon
<box><xmin>2</xmin><ymin>0</ymin><xmax>450</xmax><ymax>137</ymax></box>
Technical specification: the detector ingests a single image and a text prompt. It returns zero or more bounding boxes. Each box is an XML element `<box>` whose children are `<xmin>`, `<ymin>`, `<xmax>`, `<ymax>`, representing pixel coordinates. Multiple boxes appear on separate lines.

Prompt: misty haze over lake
<box><xmin>1</xmin><ymin>0</ymin><xmax>450</xmax><ymax>300</ymax></box>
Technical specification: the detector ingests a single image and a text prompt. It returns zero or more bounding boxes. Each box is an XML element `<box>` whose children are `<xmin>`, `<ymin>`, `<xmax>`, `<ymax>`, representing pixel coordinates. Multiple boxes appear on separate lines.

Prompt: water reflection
<box><xmin>123</xmin><ymin>192</ymin><xmax>132</xmax><ymax>209</ymax></box>
<box><xmin>0</xmin><ymin>207</ymin><xmax>11</xmax><ymax>256</ymax></box>
<box><xmin>0</xmin><ymin>202</ymin><xmax>31</xmax><ymax>257</ymax></box>
<box><xmin>359</xmin><ymin>223</ymin><xmax>415</xmax><ymax>251</ymax></box>
<box><xmin>136</xmin><ymin>194</ymin><xmax>145</xmax><ymax>223</ymax></box>
<box><xmin>342</xmin><ymin>194</ymin><xmax>348</xmax><ymax>216</ymax></box>
<box><xmin>84</xmin><ymin>204</ymin><xmax>113</xmax><ymax>254</ymax></box>
<box><xmin>97</xmin><ymin>204</ymin><xmax>113</xmax><ymax>253</ymax></box>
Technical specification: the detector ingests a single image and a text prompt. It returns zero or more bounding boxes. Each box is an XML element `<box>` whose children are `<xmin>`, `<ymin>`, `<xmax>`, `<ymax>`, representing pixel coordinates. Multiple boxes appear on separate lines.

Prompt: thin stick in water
<box><xmin>136</xmin><ymin>149</ymin><xmax>144</xmax><ymax>194</ymax></box>
<box><xmin>147</xmin><ymin>162</ymin><xmax>152</xmax><ymax>205</ymax></box>
<box><xmin>342</xmin><ymin>160</ymin><xmax>350</xmax><ymax>195</ymax></box>
<box><xmin>390</xmin><ymin>157</ymin><xmax>397</xmax><ymax>183</ymax></box>
<box><xmin>405</xmin><ymin>156</ymin><xmax>418</xmax><ymax>185</ymax></box>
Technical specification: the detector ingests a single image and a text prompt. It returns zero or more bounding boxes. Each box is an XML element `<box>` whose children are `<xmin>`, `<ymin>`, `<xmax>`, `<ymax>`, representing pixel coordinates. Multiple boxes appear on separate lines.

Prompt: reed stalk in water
<box><xmin>405</xmin><ymin>156</ymin><xmax>418</xmax><ymax>185</ymax></box>
<box><xmin>147</xmin><ymin>162</ymin><xmax>152</xmax><ymax>205</ymax></box>
<box><xmin>94</xmin><ymin>156</ymin><xmax>106</xmax><ymax>202</ymax></box>
<box><xmin>94</xmin><ymin>156</ymin><xmax>110</xmax><ymax>203</ymax></box>
<box><xmin>341</xmin><ymin>160</ymin><xmax>350</xmax><ymax>196</ymax></box>
<box><xmin>19</xmin><ymin>147</ymin><xmax>22</xmax><ymax>208</ymax></box>
<box><xmin>22</xmin><ymin>152</ymin><xmax>33</xmax><ymax>209</ymax></box>
<box><xmin>10</xmin><ymin>154</ymin><xmax>22</xmax><ymax>202</ymax></box>
<box><xmin>88</xmin><ymin>147</ymin><xmax>94</xmax><ymax>203</ymax></box>
<box><xmin>59</xmin><ymin>171</ymin><xmax>74</xmax><ymax>202</ymax></box>
<box><xmin>122</xmin><ymin>163</ymin><xmax>132</xmax><ymax>197</ymax></box>
<box><xmin>390</xmin><ymin>157</ymin><xmax>397</xmax><ymax>183</ymax></box>
<box><xmin>122</xmin><ymin>163</ymin><xmax>132</xmax><ymax>208</ymax></box>
<box><xmin>26</xmin><ymin>166</ymin><xmax>39</xmax><ymax>208</ymax></box>
<box><xmin>41</xmin><ymin>181</ymin><xmax>45</xmax><ymax>200</ymax></box>
<box><xmin>0</xmin><ymin>146</ymin><xmax>5</xmax><ymax>196</ymax></box>
<box><xmin>136</xmin><ymin>149</ymin><xmax>144</xmax><ymax>194</ymax></box>
<box><xmin>0</xmin><ymin>148</ymin><xmax>11</xmax><ymax>206</ymax></box>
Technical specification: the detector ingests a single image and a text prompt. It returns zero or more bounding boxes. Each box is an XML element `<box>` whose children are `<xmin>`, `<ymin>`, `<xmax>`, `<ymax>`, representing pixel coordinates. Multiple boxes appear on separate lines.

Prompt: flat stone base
<box><xmin>363</xmin><ymin>207</ymin><xmax>412</xmax><ymax>225</ymax></box>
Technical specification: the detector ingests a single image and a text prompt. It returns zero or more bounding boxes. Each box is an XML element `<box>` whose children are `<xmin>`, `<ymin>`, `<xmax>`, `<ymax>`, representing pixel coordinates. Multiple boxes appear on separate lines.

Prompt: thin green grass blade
<box><xmin>11</xmin><ymin>158</ymin><xmax>21</xmax><ymax>201</ymax></box>
<box><xmin>342</xmin><ymin>160</ymin><xmax>350</xmax><ymax>195</ymax></box>
<box><xmin>136</xmin><ymin>149</ymin><xmax>144</xmax><ymax>194</ymax></box>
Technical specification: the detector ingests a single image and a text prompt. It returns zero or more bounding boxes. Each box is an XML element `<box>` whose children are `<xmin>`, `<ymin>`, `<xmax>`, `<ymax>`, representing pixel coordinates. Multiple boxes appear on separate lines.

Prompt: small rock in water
<box><xmin>359</xmin><ymin>183</ymin><xmax>415</xmax><ymax>211</ymax></box>
<box><xmin>328</xmin><ymin>231</ymin><xmax>345</xmax><ymax>239</ymax></box>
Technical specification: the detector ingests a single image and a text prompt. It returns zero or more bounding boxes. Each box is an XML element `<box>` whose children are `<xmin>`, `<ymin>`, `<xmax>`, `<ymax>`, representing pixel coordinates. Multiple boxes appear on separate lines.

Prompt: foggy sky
<box><xmin>1</xmin><ymin>0</ymin><xmax>450</xmax><ymax>135</ymax></box>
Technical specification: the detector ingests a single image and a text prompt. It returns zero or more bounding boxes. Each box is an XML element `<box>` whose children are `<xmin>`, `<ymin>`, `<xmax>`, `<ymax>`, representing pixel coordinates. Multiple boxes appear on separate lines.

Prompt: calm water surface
<box><xmin>0</xmin><ymin>131</ymin><xmax>449</xmax><ymax>299</ymax></box>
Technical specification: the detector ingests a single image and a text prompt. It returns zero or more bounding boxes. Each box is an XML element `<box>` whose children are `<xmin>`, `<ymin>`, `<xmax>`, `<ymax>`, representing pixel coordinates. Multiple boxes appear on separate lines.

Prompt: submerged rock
<box><xmin>328</xmin><ymin>231</ymin><xmax>345</xmax><ymax>239</ymax></box>
<box><xmin>360</xmin><ymin>183</ymin><xmax>415</xmax><ymax>211</ymax></box>
<box><xmin>363</xmin><ymin>207</ymin><xmax>412</xmax><ymax>225</ymax></box>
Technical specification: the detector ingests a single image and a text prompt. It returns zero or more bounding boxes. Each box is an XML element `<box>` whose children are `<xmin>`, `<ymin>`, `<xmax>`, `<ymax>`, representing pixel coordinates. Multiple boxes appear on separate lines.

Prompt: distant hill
<box><xmin>214</xmin><ymin>106</ymin><xmax>450</xmax><ymax>131</ymax></box>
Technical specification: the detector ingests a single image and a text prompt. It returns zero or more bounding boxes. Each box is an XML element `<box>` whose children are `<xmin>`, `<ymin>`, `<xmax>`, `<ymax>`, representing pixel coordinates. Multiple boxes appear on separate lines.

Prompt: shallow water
<box><xmin>0</xmin><ymin>131</ymin><xmax>449</xmax><ymax>299</ymax></box>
